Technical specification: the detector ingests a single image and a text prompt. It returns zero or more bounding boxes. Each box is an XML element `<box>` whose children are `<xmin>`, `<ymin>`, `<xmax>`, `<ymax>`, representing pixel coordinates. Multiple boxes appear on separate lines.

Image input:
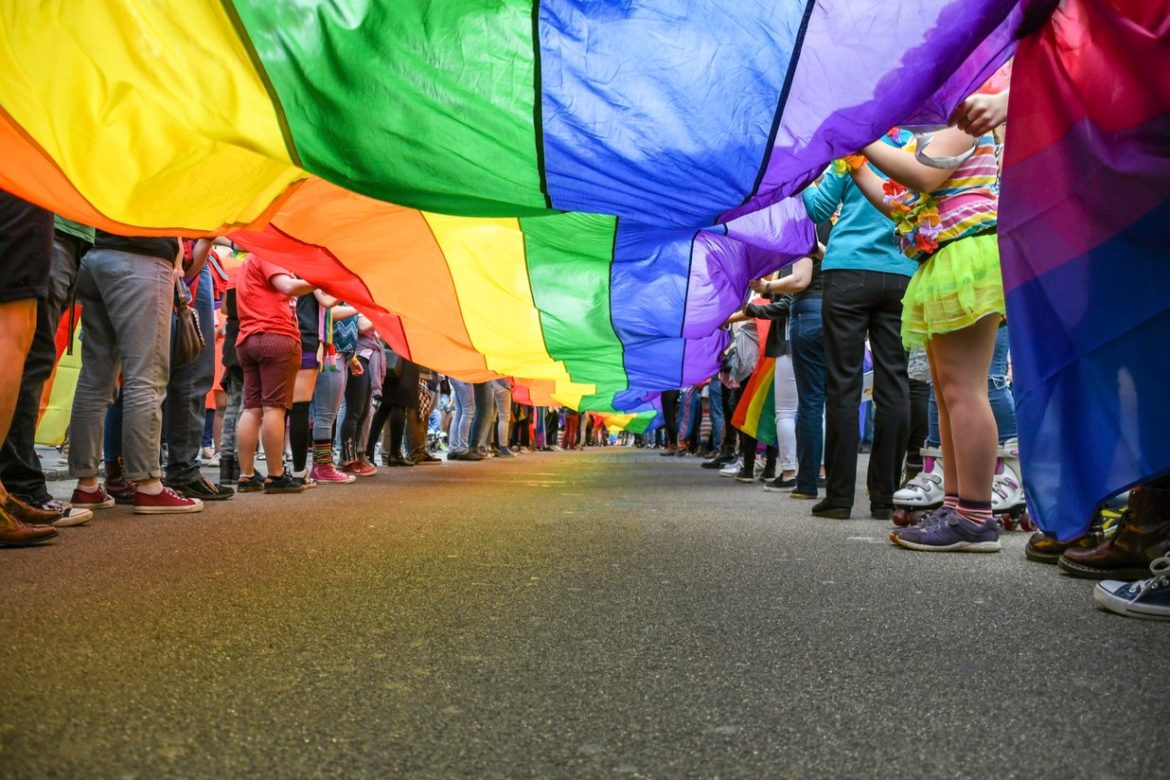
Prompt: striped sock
<box><xmin>943</xmin><ymin>494</ymin><xmax>959</xmax><ymax>509</ymax></box>
<box><xmin>956</xmin><ymin>498</ymin><xmax>994</xmax><ymax>526</ymax></box>
<box><xmin>312</xmin><ymin>441</ymin><xmax>333</xmax><ymax>466</ymax></box>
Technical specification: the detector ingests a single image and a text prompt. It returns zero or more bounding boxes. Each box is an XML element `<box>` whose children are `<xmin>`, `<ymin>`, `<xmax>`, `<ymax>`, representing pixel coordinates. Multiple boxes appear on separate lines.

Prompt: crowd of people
<box><xmin>0</xmin><ymin>88</ymin><xmax>1165</xmax><ymax>623</ymax></box>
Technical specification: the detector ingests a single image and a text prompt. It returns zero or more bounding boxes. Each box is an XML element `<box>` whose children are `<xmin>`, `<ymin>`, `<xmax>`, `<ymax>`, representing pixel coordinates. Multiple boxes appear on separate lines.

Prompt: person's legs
<box><xmin>773</xmin><ymin>354</ymin><xmax>798</xmax><ymax>478</ymax></box>
<box><xmin>661</xmin><ymin>390</ymin><xmax>679</xmax><ymax>451</ymax></box>
<box><xmin>340</xmin><ymin>356</ymin><xmax>371</xmax><ymax>465</ymax></box>
<box><xmin>929</xmin><ymin>315</ymin><xmax>1000</xmax><ymax>504</ymax></box>
<box><xmin>906</xmin><ymin>378</ymin><xmax>931</xmax><ymax>476</ymax></box>
<box><xmin>388</xmin><ymin>406</ymin><xmax>408</xmax><ymax>462</ymax></box>
<box><xmin>94</xmin><ymin>252</ymin><xmax>173</xmax><ymax>488</ymax></box>
<box><xmin>310</xmin><ymin>363</ymin><xmax>346</xmax><ymax>469</ymax></box>
<box><xmin>289</xmin><ymin>362</ymin><xmax>318</xmax><ymax>475</ymax></box>
<box><xmin>449</xmin><ymin>379</ymin><xmax>474</xmax><ymax>454</ymax></box>
<box><xmin>790</xmin><ymin>297</ymin><xmax>826</xmax><ymax>496</ymax></box>
<box><xmin>708</xmin><ymin>381</ymin><xmax>725</xmax><ymax>454</ymax></box>
<box><xmin>818</xmin><ymin>270</ymin><xmax>870</xmax><ymax>513</ymax></box>
<box><xmin>866</xmin><ymin>272</ymin><xmax>912</xmax><ymax>511</ymax></box>
<box><xmin>165</xmin><ymin>264</ymin><xmax>216</xmax><ymax>487</ymax></box>
<box><xmin>218</xmin><ymin>366</ymin><xmax>244</xmax><ymax>484</ymax></box>
<box><xmin>988</xmin><ymin>325</ymin><xmax>1016</xmax><ymax>443</ymax></box>
<box><xmin>494</xmin><ymin>383</ymin><xmax>512</xmax><ymax>452</ymax></box>
<box><xmin>1</xmin><ymin>232</ymin><xmax>82</xmax><ymax>505</ymax></box>
<box><xmin>68</xmin><ymin>253</ymin><xmax>124</xmax><ymax>487</ymax></box>
<box><xmin>0</xmin><ymin>192</ymin><xmax>58</xmax><ymax>544</ymax></box>
<box><xmin>471</xmin><ymin>382</ymin><xmax>491</xmax><ymax>451</ymax></box>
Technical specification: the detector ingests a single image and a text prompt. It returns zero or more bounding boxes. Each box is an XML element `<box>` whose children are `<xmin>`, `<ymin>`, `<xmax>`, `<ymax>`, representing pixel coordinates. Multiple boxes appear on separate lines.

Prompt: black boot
<box><xmin>219</xmin><ymin>454</ymin><xmax>239</xmax><ymax>486</ymax></box>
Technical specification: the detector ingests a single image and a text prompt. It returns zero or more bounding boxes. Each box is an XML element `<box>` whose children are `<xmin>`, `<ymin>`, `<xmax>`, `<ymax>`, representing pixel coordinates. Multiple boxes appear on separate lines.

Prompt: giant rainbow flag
<box><xmin>0</xmin><ymin>0</ymin><xmax>1018</xmax><ymax>413</ymax></box>
<box><xmin>11</xmin><ymin>1</ymin><xmax>1163</xmax><ymax>534</ymax></box>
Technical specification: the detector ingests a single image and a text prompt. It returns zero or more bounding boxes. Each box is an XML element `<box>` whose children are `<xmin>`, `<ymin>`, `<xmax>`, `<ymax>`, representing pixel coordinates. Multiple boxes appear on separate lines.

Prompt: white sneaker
<box><xmin>719</xmin><ymin>462</ymin><xmax>740</xmax><ymax>478</ymax></box>
<box><xmin>1093</xmin><ymin>554</ymin><xmax>1170</xmax><ymax>621</ymax></box>
<box><xmin>37</xmin><ymin>499</ymin><xmax>93</xmax><ymax>528</ymax></box>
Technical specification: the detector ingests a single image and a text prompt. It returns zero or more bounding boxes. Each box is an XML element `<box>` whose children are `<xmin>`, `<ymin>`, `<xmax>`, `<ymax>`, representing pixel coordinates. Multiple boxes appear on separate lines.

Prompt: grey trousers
<box><xmin>69</xmin><ymin>249</ymin><xmax>173</xmax><ymax>482</ymax></box>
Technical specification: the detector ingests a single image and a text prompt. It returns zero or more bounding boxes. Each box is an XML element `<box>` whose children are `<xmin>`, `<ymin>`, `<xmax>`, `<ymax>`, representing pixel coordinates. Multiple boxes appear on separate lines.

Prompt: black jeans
<box><xmin>0</xmin><ymin>233</ymin><xmax>82</xmax><ymax>503</ymax></box>
<box><xmin>340</xmin><ymin>356</ymin><xmax>371</xmax><ymax>464</ymax></box>
<box><xmin>821</xmin><ymin>269</ymin><xmax>911</xmax><ymax>509</ymax></box>
<box><xmin>661</xmin><ymin>390</ymin><xmax>680</xmax><ymax>447</ymax></box>
<box><xmin>906</xmin><ymin>378</ymin><xmax>931</xmax><ymax>475</ymax></box>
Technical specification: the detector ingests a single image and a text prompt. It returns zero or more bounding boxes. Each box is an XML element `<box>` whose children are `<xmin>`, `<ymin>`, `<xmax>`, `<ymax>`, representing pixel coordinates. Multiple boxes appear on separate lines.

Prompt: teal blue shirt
<box><xmin>801</xmin><ymin>167</ymin><xmax>919</xmax><ymax>278</ymax></box>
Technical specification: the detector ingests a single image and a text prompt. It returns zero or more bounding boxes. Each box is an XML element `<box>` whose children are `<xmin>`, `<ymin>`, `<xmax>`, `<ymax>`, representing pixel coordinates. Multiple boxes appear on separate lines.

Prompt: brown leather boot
<box><xmin>1025</xmin><ymin>500</ymin><xmax>1122</xmax><ymax>564</ymax></box>
<box><xmin>1059</xmin><ymin>486</ymin><xmax>1170</xmax><ymax>580</ymax></box>
<box><xmin>0</xmin><ymin>503</ymin><xmax>58</xmax><ymax>547</ymax></box>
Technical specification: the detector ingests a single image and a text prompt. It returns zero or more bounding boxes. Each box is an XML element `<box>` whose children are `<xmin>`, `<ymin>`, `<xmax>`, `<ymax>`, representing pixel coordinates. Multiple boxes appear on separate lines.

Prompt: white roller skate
<box><xmin>992</xmin><ymin>437</ymin><xmax>1034</xmax><ymax>531</ymax></box>
<box><xmin>892</xmin><ymin>447</ymin><xmax>944</xmax><ymax>527</ymax></box>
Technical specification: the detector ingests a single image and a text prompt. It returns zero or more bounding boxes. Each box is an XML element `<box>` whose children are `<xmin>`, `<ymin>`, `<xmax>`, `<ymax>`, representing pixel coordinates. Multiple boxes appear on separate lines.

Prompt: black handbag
<box><xmin>171</xmin><ymin>279</ymin><xmax>205</xmax><ymax>369</ymax></box>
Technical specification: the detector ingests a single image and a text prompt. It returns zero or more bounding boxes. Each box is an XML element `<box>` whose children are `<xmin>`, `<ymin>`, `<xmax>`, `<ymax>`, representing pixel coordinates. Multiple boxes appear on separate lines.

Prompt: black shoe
<box><xmin>387</xmin><ymin>457</ymin><xmax>415</xmax><ymax>467</ymax></box>
<box><xmin>811</xmin><ymin>498</ymin><xmax>851</xmax><ymax>519</ymax></box>
<box><xmin>237</xmin><ymin>473</ymin><xmax>265</xmax><ymax>493</ymax></box>
<box><xmin>763</xmin><ymin>477</ymin><xmax>797</xmax><ymax>493</ymax></box>
<box><xmin>870</xmin><ymin>504</ymin><xmax>895</xmax><ymax>520</ymax></box>
<box><xmin>264</xmin><ymin>472</ymin><xmax>305</xmax><ymax>494</ymax></box>
<box><xmin>700</xmin><ymin>458</ymin><xmax>726</xmax><ymax>470</ymax></box>
<box><xmin>415</xmin><ymin>455</ymin><xmax>442</xmax><ymax>465</ymax></box>
<box><xmin>759</xmin><ymin>465</ymin><xmax>777</xmax><ymax>482</ymax></box>
<box><xmin>170</xmin><ymin>477</ymin><xmax>235</xmax><ymax>501</ymax></box>
<box><xmin>734</xmin><ymin>468</ymin><xmax>755</xmax><ymax>484</ymax></box>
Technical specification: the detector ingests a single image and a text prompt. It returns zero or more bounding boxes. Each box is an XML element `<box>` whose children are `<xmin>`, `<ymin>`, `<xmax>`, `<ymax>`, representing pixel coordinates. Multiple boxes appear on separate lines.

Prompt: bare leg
<box><xmin>237</xmin><ymin>407</ymin><xmax>262</xmax><ymax>476</ymax></box>
<box><xmin>928</xmin><ymin>316</ymin><xmax>1000</xmax><ymax>503</ymax></box>
<box><xmin>260</xmin><ymin>407</ymin><xmax>287</xmax><ymax>478</ymax></box>
<box><xmin>0</xmin><ymin>300</ymin><xmax>37</xmax><ymax>503</ymax></box>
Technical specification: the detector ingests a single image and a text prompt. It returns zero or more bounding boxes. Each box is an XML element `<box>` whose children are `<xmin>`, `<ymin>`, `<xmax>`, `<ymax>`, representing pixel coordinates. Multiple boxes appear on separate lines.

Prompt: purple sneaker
<box><xmin>889</xmin><ymin>507</ymin><xmax>1001</xmax><ymax>553</ymax></box>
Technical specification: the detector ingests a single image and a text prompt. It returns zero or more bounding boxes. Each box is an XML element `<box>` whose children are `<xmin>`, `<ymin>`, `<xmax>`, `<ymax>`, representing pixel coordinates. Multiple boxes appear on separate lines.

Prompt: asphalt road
<box><xmin>2</xmin><ymin>449</ymin><xmax>1167</xmax><ymax>779</ymax></box>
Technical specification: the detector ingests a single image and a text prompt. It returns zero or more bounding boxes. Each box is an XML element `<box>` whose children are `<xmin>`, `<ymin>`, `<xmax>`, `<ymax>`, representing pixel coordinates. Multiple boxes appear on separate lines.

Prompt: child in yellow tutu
<box><xmin>847</xmin><ymin>121</ymin><xmax>1005</xmax><ymax>552</ymax></box>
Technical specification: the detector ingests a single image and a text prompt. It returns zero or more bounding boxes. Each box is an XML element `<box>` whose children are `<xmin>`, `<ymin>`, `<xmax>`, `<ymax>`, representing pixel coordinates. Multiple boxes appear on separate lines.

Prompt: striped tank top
<box><xmin>930</xmin><ymin>133</ymin><xmax>998</xmax><ymax>245</ymax></box>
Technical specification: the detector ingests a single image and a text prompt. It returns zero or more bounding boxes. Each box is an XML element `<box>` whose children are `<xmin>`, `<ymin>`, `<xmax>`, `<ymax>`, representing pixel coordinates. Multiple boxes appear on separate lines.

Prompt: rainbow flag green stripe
<box><xmin>521</xmin><ymin>213</ymin><xmax>626</xmax><ymax>410</ymax></box>
<box><xmin>230</xmin><ymin>0</ymin><xmax>548</xmax><ymax>216</ymax></box>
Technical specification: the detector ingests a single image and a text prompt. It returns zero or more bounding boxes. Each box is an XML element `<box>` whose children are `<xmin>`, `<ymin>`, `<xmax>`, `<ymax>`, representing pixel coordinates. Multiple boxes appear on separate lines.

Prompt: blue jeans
<box><xmin>927</xmin><ymin>325</ymin><xmax>1017</xmax><ymax>445</ymax></box>
<box><xmin>491</xmin><ymin>380</ymin><xmax>512</xmax><ymax>446</ymax></box>
<box><xmin>164</xmin><ymin>264</ymin><xmax>216</xmax><ymax>483</ymax></box>
<box><xmin>708</xmin><ymin>381</ymin><xmax>725</xmax><ymax>452</ymax></box>
<box><xmin>790</xmin><ymin>297</ymin><xmax>826</xmax><ymax>496</ymax></box>
<box><xmin>449</xmin><ymin>379</ymin><xmax>475</xmax><ymax>453</ymax></box>
<box><xmin>471</xmin><ymin>381</ymin><xmax>492</xmax><ymax>449</ymax></box>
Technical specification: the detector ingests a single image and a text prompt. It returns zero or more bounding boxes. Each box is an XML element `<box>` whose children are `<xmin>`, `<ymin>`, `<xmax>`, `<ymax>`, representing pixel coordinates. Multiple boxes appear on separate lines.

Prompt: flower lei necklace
<box><xmin>882</xmin><ymin>180</ymin><xmax>941</xmax><ymax>258</ymax></box>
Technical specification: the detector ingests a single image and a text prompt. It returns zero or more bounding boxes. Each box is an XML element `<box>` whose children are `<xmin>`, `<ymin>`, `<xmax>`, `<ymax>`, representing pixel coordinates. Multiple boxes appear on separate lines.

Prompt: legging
<box><xmin>340</xmin><ymin>356</ymin><xmax>371</xmax><ymax>464</ymax></box>
<box><xmin>772</xmin><ymin>354</ymin><xmax>798</xmax><ymax>472</ymax></box>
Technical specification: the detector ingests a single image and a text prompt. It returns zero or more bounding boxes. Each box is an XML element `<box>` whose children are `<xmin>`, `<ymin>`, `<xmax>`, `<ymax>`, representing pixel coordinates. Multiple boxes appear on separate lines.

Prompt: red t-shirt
<box><xmin>236</xmin><ymin>256</ymin><xmax>301</xmax><ymax>346</ymax></box>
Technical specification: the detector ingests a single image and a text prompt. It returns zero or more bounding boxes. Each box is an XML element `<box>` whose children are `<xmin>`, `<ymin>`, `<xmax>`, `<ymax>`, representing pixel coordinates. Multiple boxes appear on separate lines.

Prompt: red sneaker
<box><xmin>70</xmin><ymin>485</ymin><xmax>116</xmax><ymax>509</ymax></box>
<box><xmin>341</xmin><ymin>460</ymin><xmax>377</xmax><ymax>477</ymax></box>
<box><xmin>310</xmin><ymin>463</ymin><xmax>356</xmax><ymax>484</ymax></box>
<box><xmin>133</xmin><ymin>487</ymin><xmax>204</xmax><ymax>515</ymax></box>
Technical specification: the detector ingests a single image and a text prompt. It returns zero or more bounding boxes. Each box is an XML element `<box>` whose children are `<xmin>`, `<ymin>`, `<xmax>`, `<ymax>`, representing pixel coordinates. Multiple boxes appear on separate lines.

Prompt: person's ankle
<box><xmin>136</xmin><ymin>479</ymin><xmax>163</xmax><ymax>496</ymax></box>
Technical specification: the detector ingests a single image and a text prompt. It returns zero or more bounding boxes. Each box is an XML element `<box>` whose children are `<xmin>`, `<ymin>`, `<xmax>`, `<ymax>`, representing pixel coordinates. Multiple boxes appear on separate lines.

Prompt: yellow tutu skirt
<box><xmin>901</xmin><ymin>232</ymin><xmax>1005</xmax><ymax>348</ymax></box>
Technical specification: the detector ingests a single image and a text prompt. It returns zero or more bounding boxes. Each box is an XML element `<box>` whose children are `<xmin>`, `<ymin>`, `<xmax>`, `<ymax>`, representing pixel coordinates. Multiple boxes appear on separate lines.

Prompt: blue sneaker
<box><xmin>496</xmin><ymin>446</ymin><xmax>517</xmax><ymax>458</ymax></box>
<box><xmin>889</xmin><ymin>507</ymin><xmax>1001</xmax><ymax>553</ymax></box>
<box><xmin>1093</xmin><ymin>555</ymin><xmax>1170</xmax><ymax>621</ymax></box>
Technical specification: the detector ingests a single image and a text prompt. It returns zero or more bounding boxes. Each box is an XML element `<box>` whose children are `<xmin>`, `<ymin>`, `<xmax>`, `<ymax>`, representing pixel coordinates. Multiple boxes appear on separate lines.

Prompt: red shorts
<box><xmin>237</xmin><ymin>333</ymin><xmax>300</xmax><ymax>409</ymax></box>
